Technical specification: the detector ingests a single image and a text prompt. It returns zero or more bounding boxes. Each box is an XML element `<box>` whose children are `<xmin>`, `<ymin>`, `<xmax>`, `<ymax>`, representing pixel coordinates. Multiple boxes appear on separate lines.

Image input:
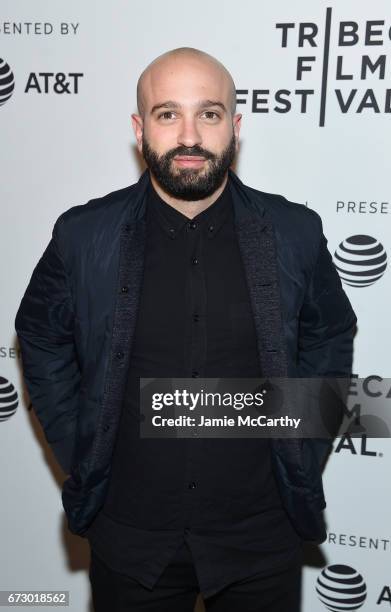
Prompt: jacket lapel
<box><xmin>229</xmin><ymin>174</ymin><xmax>303</xmax><ymax>496</ymax></box>
<box><xmin>91</xmin><ymin>217</ymin><xmax>146</xmax><ymax>470</ymax></box>
<box><xmin>229</xmin><ymin>170</ymin><xmax>289</xmax><ymax>378</ymax></box>
<box><xmin>234</xmin><ymin>219</ymin><xmax>289</xmax><ymax>377</ymax></box>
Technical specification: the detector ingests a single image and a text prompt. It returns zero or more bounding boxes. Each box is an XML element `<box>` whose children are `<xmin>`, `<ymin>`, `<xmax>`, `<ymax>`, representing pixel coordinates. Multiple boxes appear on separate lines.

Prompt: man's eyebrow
<box><xmin>150</xmin><ymin>100</ymin><xmax>180</xmax><ymax>114</ymax></box>
<box><xmin>197</xmin><ymin>99</ymin><xmax>227</xmax><ymax>112</ymax></box>
<box><xmin>197</xmin><ymin>100</ymin><xmax>227</xmax><ymax>112</ymax></box>
<box><xmin>150</xmin><ymin>99</ymin><xmax>227</xmax><ymax>115</ymax></box>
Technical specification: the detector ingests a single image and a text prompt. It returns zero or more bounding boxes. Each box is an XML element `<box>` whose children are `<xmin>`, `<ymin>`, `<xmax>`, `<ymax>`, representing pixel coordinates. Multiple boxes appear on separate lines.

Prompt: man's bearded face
<box><xmin>142</xmin><ymin>132</ymin><xmax>236</xmax><ymax>201</ymax></box>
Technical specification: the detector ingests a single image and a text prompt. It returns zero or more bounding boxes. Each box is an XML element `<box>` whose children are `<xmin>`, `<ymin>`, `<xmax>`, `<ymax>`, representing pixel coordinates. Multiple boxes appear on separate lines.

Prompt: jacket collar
<box><xmin>146</xmin><ymin>176</ymin><xmax>232</xmax><ymax>241</ymax></box>
<box><xmin>125</xmin><ymin>168</ymin><xmax>269</xmax><ymax>231</ymax></box>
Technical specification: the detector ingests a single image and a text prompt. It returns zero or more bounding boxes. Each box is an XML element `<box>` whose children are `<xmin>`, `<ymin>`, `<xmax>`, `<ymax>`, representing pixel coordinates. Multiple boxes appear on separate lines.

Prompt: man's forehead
<box><xmin>137</xmin><ymin>50</ymin><xmax>236</xmax><ymax>116</ymax></box>
<box><xmin>143</xmin><ymin>57</ymin><xmax>229</xmax><ymax>99</ymax></box>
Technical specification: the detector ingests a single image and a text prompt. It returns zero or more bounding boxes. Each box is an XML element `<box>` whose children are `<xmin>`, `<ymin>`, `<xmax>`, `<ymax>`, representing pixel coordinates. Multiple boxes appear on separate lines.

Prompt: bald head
<box><xmin>136</xmin><ymin>47</ymin><xmax>237</xmax><ymax>118</ymax></box>
<box><xmin>131</xmin><ymin>47</ymin><xmax>242</xmax><ymax>206</ymax></box>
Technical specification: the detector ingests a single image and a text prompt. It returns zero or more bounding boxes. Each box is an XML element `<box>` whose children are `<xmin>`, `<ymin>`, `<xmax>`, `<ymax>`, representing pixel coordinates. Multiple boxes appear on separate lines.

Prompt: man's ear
<box><xmin>131</xmin><ymin>113</ymin><xmax>144</xmax><ymax>153</ymax></box>
<box><xmin>233</xmin><ymin>113</ymin><xmax>242</xmax><ymax>153</ymax></box>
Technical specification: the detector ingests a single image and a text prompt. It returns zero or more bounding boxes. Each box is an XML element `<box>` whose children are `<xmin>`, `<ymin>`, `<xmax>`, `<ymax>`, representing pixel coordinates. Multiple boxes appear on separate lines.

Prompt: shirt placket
<box><xmin>182</xmin><ymin>217</ymin><xmax>207</xmax><ymax>527</ymax></box>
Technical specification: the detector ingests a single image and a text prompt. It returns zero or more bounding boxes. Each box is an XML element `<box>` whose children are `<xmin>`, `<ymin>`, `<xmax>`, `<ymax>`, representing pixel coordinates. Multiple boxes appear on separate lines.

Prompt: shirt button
<box><xmin>188</xmin><ymin>221</ymin><xmax>197</xmax><ymax>230</ymax></box>
<box><xmin>121</xmin><ymin>286</ymin><xmax>129</xmax><ymax>293</ymax></box>
<box><xmin>116</xmin><ymin>351</ymin><xmax>125</xmax><ymax>359</ymax></box>
<box><xmin>193</xmin><ymin>313</ymin><xmax>199</xmax><ymax>322</ymax></box>
<box><xmin>169</xmin><ymin>228</ymin><xmax>176</xmax><ymax>239</ymax></box>
<box><xmin>191</xmin><ymin>257</ymin><xmax>199</xmax><ymax>265</ymax></box>
<box><xmin>103</xmin><ymin>424</ymin><xmax>110</xmax><ymax>432</ymax></box>
<box><xmin>208</xmin><ymin>225</ymin><xmax>214</xmax><ymax>232</ymax></box>
<box><xmin>192</xmin><ymin>371</ymin><xmax>200</xmax><ymax>378</ymax></box>
<box><xmin>188</xmin><ymin>482</ymin><xmax>197</xmax><ymax>489</ymax></box>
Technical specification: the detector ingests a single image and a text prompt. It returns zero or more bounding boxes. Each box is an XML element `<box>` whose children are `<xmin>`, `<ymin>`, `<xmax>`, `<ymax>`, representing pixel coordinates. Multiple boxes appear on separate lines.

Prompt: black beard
<box><xmin>141</xmin><ymin>133</ymin><xmax>236</xmax><ymax>201</ymax></box>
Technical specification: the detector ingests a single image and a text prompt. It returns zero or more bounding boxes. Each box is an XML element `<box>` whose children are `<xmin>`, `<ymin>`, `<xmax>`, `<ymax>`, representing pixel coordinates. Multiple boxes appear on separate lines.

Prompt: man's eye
<box><xmin>202</xmin><ymin>111</ymin><xmax>219</xmax><ymax>120</ymax></box>
<box><xmin>158</xmin><ymin>111</ymin><xmax>176</xmax><ymax>120</ymax></box>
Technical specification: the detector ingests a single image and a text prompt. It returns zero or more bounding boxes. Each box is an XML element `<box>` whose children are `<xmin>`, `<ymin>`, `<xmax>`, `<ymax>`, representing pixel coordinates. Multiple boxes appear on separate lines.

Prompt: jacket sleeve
<box><xmin>297</xmin><ymin>215</ymin><xmax>357</xmax><ymax>467</ymax></box>
<box><xmin>15</xmin><ymin>214</ymin><xmax>80</xmax><ymax>475</ymax></box>
<box><xmin>298</xmin><ymin>216</ymin><xmax>357</xmax><ymax>378</ymax></box>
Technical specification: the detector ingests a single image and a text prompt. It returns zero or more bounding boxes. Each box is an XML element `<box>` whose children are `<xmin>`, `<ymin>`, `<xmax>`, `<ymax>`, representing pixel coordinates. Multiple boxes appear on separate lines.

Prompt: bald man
<box><xmin>15</xmin><ymin>47</ymin><xmax>357</xmax><ymax>612</ymax></box>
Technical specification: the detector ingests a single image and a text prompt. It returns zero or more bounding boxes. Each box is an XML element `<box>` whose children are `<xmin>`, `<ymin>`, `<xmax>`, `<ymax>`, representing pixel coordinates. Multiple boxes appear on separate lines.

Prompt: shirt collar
<box><xmin>147</xmin><ymin>179</ymin><xmax>232</xmax><ymax>240</ymax></box>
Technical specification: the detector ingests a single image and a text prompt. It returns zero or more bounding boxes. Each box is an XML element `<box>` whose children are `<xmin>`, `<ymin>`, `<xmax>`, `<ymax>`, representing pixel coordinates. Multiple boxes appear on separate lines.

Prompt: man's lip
<box><xmin>174</xmin><ymin>155</ymin><xmax>206</xmax><ymax>161</ymax></box>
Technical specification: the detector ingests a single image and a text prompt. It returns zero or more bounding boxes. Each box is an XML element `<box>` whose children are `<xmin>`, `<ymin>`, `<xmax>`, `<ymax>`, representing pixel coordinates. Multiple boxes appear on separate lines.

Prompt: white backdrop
<box><xmin>2</xmin><ymin>1</ymin><xmax>390</xmax><ymax>610</ymax></box>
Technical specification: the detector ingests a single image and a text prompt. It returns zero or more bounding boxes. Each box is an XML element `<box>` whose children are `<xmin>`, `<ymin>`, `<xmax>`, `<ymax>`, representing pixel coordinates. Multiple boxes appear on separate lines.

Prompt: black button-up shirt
<box><xmin>85</xmin><ymin>178</ymin><xmax>300</xmax><ymax>598</ymax></box>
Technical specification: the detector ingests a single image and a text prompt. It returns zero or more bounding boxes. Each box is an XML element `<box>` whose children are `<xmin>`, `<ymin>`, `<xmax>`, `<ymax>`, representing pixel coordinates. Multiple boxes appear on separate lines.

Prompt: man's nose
<box><xmin>177</xmin><ymin>117</ymin><xmax>202</xmax><ymax>148</ymax></box>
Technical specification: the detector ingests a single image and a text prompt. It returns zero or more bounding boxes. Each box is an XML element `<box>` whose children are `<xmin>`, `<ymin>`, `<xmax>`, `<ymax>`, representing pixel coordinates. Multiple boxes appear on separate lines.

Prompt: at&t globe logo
<box><xmin>316</xmin><ymin>564</ymin><xmax>367</xmax><ymax>611</ymax></box>
<box><xmin>333</xmin><ymin>235</ymin><xmax>387</xmax><ymax>287</ymax></box>
<box><xmin>0</xmin><ymin>58</ymin><xmax>15</xmax><ymax>106</ymax></box>
<box><xmin>0</xmin><ymin>376</ymin><xmax>19</xmax><ymax>421</ymax></box>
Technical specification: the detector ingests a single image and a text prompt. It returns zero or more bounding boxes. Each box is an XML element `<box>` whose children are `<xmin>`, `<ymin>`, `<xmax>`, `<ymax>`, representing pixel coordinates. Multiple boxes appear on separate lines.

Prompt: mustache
<box><xmin>164</xmin><ymin>145</ymin><xmax>216</xmax><ymax>161</ymax></box>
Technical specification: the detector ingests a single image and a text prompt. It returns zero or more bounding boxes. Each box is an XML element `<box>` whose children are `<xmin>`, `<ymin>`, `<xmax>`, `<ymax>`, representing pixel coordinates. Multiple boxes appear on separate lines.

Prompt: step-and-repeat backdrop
<box><xmin>1</xmin><ymin>1</ymin><xmax>390</xmax><ymax>610</ymax></box>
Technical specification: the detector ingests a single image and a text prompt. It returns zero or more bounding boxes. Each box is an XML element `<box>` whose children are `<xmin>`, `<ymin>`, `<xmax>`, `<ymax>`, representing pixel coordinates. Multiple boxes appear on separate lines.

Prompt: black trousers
<box><xmin>89</xmin><ymin>540</ymin><xmax>302</xmax><ymax>612</ymax></box>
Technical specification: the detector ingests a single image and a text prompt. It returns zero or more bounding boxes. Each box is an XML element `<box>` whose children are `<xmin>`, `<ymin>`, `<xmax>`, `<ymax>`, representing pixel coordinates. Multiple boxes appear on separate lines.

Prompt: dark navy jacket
<box><xmin>15</xmin><ymin>169</ymin><xmax>357</xmax><ymax>543</ymax></box>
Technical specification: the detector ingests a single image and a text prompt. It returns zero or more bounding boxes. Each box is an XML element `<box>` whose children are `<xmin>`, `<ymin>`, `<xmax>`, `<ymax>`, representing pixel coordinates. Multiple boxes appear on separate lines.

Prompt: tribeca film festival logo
<box><xmin>0</xmin><ymin>376</ymin><xmax>18</xmax><ymax>422</ymax></box>
<box><xmin>237</xmin><ymin>8</ymin><xmax>391</xmax><ymax>125</ymax></box>
<box><xmin>333</xmin><ymin>235</ymin><xmax>387</xmax><ymax>287</ymax></box>
<box><xmin>0</xmin><ymin>57</ymin><xmax>83</xmax><ymax>106</ymax></box>
<box><xmin>333</xmin><ymin>375</ymin><xmax>391</xmax><ymax>458</ymax></box>
<box><xmin>317</xmin><ymin>564</ymin><xmax>391</xmax><ymax>608</ymax></box>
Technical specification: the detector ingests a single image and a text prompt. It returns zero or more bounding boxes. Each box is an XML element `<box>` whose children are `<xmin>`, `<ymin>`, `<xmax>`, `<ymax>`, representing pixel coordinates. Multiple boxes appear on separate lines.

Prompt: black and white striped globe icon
<box><xmin>0</xmin><ymin>58</ymin><xmax>15</xmax><ymax>106</ymax></box>
<box><xmin>316</xmin><ymin>564</ymin><xmax>367</xmax><ymax>611</ymax></box>
<box><xmin>0</xmin><ymin>376</ymin><xmax>19</xmax><ymax>422</ymax></box>
<box><xmin>333</xmin><ymin>234</ymin><xmax>387</xmax><ymax>287</ymax></box>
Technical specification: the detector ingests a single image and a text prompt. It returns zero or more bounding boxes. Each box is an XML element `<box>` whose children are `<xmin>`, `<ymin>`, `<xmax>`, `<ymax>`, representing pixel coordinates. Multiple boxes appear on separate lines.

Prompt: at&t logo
<box><xmin>0</xmin><ymin>58</ymin><xmax>15</xmax><ymax>106</ymax></box>
<box><xmin>316</xmin><ymin>564</ymin><xmax>367</xmax><ymax>610</ymax></box>
<box><xmin>333</xmin><ymin>235</ymin><xmax>387</xmax><ymax>287</ymax></box>
<box><xmin>0</xmin><ymin>59</ymin><xmax>83</xmax><ymax>105</ymax></box>
<box><xmin>0</xmin><ymin>376</ymin><xmax>18</xmax><ymax>421</ymax></box>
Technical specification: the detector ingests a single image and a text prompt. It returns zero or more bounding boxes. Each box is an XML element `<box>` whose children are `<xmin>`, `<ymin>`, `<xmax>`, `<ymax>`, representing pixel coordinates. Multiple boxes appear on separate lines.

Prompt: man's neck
<box><xmin>149</xmin><ymin>172</ymin><xmax>228</xmax><ymax>220</ymax></box>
